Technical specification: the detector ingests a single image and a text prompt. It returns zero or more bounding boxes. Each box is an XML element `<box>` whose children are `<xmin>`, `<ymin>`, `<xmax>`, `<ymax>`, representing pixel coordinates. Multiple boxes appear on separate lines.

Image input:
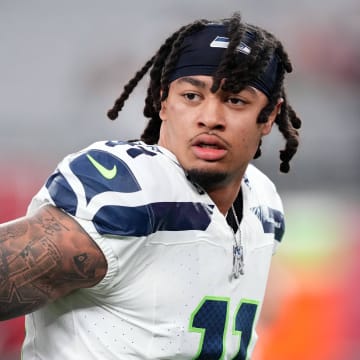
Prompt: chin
<box><xmin>185</xmin><ymin>168</ymin><xmax>229</xmax><ymax>191</ymax></box>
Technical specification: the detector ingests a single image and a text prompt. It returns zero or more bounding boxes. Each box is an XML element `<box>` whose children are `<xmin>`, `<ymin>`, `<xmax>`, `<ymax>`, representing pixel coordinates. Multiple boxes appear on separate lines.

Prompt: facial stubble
<box><xmin>186</xmin><ymin>168</ymin><xmax>230</xmax><ymax>192</ymax></box>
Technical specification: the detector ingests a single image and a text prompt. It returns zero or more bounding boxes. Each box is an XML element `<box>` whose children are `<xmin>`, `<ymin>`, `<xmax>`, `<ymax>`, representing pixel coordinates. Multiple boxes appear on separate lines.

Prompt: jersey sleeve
<box><xmin>27</xmin><ymin>141</ymin><xmax>155</xmax><ymax>288</ymax></box>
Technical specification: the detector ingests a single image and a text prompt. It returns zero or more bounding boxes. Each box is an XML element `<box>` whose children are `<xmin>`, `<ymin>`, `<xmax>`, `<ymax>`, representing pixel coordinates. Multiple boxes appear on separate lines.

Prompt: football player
<box><xmin>0</xmin><ymin>12</ymin><xmax>301</xmax><ymax>359</ymax></box>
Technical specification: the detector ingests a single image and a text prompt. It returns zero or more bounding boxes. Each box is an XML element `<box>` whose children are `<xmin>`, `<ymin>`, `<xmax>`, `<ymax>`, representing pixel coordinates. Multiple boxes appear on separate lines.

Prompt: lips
<box><xmin>191</xmin><ymin>134</ymin><xmax>228</xmax><ymax>161</ymax></box>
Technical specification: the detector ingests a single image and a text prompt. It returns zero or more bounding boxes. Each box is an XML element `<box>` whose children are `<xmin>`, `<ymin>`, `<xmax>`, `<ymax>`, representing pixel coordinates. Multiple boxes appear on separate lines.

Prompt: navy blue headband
<box><xmin>168</xmin><ymin>24</ymin><xmax>280</xmax><ymax>98</ymax></box>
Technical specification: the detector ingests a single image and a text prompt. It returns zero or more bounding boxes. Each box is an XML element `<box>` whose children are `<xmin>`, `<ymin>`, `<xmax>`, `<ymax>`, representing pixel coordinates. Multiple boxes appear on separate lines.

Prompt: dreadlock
<box><xmin>107</xmin><ymin>12</ymin><xmax>301</xmax><ymax>173</ymax></box>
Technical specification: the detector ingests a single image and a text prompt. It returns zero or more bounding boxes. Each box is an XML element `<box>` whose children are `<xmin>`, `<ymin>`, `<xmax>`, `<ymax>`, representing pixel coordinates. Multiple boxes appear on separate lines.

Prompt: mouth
<box><xmin>191</xmin><ymin>134</ymin><xmax>228</xmax><ymax>161</ymax></box>
<box><xmin>196</xmin><ymin>143</ymin><xmax>223</xmax><ymax>149</ymax></box>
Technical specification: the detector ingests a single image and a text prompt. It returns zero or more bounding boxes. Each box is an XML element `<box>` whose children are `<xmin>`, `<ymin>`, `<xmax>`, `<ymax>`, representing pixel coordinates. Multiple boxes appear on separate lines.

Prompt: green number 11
<box><xmin>189</xmin><ymin>296</ymin><xmax>259</xmax><ymax>360</ymax></box>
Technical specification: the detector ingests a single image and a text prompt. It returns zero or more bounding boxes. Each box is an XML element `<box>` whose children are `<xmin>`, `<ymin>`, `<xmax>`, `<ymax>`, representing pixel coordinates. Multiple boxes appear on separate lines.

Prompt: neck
<box><xmin>206</xmin><ymin>182</ymin><xmax>242</xmax><ymax>215</ymax></box>
<box><xmin>184</xmin><ymin>167</ymin><xmax>245</xmax><ymax>215</ymax></box>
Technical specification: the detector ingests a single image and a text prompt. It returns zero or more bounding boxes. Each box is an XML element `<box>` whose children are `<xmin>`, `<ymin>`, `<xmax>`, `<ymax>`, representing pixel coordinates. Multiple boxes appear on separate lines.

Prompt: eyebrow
<box><xmin>243</xmin><ymin>86</ymin><xmax>258</xmax><ymax>95</ymax></box>
<box><xmin>175</xmin><ymin>76</ymin><xmax>262</xmax><ymax>98</ymax></box>
<box><xmin>242</xmin><ymin>86</ymin><xmax>261</xmax><ymax>98</ymax></box>
<box><xmin>176</xmin><ymin>77</ymin><xmax>207</xmax><ymax>88</ymax></box>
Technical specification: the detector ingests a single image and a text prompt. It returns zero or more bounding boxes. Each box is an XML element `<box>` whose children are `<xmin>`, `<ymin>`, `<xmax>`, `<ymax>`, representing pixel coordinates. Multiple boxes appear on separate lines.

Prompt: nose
<box><xmin>197</xmin><ymin>98</ymin><xmax>225</xmax><ymax>131</ymax></box>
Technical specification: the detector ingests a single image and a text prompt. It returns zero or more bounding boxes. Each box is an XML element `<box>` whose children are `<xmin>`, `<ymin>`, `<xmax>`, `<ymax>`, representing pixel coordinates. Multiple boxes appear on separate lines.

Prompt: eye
<box><xmin>226</xmin><ymin>96</ymin><xmax>247</xmax><ymax>106</ymax></box>
<box><xmin>183</xmin><ymin>92</ymin><xmax>201</xmax><ymax>102</ymax></box>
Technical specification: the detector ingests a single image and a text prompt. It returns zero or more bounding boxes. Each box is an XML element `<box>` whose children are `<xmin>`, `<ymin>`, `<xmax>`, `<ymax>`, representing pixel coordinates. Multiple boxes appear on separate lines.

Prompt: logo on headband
<box><xmin>210</xmin><ymin>36</ymin><xmax>251</xmax><ymax>55</ymax></box>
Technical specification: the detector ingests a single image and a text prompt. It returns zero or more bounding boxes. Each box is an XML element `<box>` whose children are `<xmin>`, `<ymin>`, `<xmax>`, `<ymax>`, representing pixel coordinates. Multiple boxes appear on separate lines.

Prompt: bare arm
<box><xmin>0</xmin><ymin>204</ymin><xmax>107</xmax><ymax>320</ymax></box>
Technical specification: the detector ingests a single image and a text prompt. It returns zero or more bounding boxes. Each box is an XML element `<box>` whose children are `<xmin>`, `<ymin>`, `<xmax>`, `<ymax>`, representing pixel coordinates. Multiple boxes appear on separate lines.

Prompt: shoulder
<box><xmin>64</xmin><ymin>140</ymin><xmax>169</xmax><ymax>175</ymax></box>
<box><xmin>46</xmin><ymin>140</ymin><xmax>175</xmax><ymax>203</ymax></box>
<box><xmin>29</xmin><ymin>141</ymin><xmax>199</xmax><ymax>235</ymax></box>
<box><xmin>244</xmin><ymin>164</ymin><xmax>285</xmax><ymax>244</ymax></box>
<box><xmin>244</xmin><ymin>163</ymin><xmax>280</xmax><ymax>204</ymax></box>
<box><xmin>245</xmin><ymin>164</ymin><xmax>277</xmax><ymax>191</ymax></box>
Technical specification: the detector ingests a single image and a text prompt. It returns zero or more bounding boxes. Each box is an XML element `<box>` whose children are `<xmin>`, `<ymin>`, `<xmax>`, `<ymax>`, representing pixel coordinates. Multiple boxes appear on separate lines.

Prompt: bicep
<box><xmin>0</xmin><ymin>204</ymin><xmax>107</xmax><ymax>320</ymax></box>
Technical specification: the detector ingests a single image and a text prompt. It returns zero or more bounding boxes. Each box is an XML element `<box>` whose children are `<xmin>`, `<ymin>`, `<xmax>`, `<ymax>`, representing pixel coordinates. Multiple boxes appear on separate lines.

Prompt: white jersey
<box><xmin>23</xmin><ymin>140</ymin><xmax>284</xmax><ymax>360</ymax></box>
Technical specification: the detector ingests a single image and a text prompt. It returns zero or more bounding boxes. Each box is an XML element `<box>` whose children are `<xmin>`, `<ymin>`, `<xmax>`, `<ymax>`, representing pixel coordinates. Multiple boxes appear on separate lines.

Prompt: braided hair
<box><xmin>107</xmin><ymin>12</ymin><xmax>301</xmax><ymax>173</ymax></box>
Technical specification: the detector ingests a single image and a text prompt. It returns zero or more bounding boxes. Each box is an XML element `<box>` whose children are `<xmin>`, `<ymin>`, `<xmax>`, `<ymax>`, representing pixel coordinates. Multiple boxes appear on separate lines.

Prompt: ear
<box><xmin>261</xmin><ymin>98</ymin><xmax>284</xmax><ymax>136</ymax></box>
<box><xmin>159</xmin><ymin>90</ymin><xmax>167</xmax><ymax>121</ymax></box>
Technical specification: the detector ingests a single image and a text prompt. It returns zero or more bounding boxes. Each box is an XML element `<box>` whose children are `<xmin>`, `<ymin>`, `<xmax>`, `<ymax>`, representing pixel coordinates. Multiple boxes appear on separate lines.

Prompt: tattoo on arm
<box><xmin>0</xmin><ymin>205</ymin><xmax>107</xmax><ymax>320</ymax></box>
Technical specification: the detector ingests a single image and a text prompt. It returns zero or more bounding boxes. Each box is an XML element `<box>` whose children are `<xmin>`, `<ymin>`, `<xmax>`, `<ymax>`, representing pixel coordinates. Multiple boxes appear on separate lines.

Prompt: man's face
<box><xmin>158</xmin><ymin>75</ymin><xmax>277</xmax><ymax>190</ymax></box>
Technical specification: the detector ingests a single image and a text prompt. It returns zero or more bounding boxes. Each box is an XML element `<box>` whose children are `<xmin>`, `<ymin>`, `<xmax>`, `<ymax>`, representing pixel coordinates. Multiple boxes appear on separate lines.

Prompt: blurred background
<box><xmin>0</xmin><ymin>0</ymin><xmax>359</xmax><ymax>359</ymax></box>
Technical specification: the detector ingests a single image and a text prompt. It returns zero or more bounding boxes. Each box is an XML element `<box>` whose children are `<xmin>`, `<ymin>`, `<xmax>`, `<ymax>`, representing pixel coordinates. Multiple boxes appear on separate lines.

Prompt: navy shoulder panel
<box><xmin>72</xmin><ymin>149</ymin><xmax>141</xmax><ymax>202</ymax></box>
<box><xmin>46</xmin><ymin>149</ymin><xmax>142</xmax><ymax>210</ymax></box>
<box><xmin>251</xmin><ymin>206</ymin><xmax>285</xmax><ymax>242</ymax></box>
<box><xmin>46</xmin><ymin>171</ymin><xmax>78</xmax><ymax>216</ymax></box>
